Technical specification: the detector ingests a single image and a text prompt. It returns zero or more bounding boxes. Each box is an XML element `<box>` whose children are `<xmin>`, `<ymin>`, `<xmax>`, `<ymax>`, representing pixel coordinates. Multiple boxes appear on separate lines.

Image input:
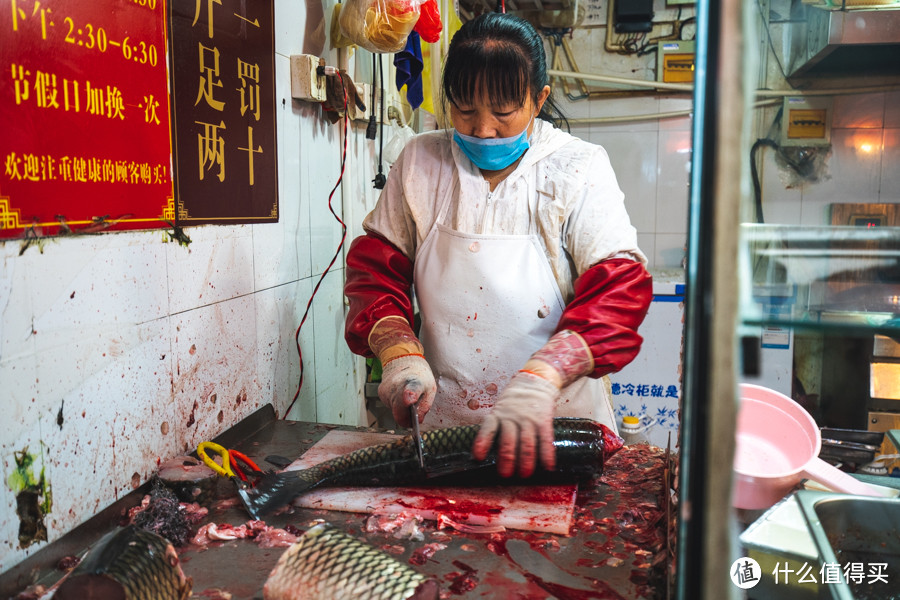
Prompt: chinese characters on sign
<box><xmin>168</xmin><ymin>0</ymin><xmax>278</xmax><ymax>225</ymax></box>
<box><xmin>771</xmin><ymin>561</ymin><xmax>889</xmax><ymax>586</ymax></box>
<box><xmin>730</xmin><ymin>556</ymin><xmax>892</xmax><ymax>591</ymax></box>
<box><xmin>1</xmin><ymin>0</ymin><xmax>174</xmax><ymax>239</ymax></box>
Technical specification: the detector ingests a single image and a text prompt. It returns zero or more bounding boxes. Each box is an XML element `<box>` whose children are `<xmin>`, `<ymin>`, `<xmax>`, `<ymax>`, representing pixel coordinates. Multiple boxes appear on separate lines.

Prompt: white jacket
<box><xmin>362</xmin><ymin>119</ymin><xmax>646</xmax><ymax>302</ymax></box>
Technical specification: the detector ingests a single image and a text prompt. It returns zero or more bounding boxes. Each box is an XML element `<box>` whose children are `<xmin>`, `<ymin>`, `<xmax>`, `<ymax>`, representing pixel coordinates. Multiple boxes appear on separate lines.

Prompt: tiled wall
<box><xmin>0</xmin><ymin>0</ymin><xmax>378</xmax><ymax>573</ymax></box>
<box><xmin>555</xmin><ymin>26</ymin><xmax>693</xmax><ymax>271</ymax></box>
<box><xmin>758</xmin><ymin>92</ymin><xmax>900</xmax><ymax>225</ymax></box>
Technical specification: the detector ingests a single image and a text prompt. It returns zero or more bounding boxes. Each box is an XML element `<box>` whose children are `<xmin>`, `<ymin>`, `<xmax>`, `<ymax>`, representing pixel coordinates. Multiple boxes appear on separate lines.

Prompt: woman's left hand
<box><xmin>472</xmin><ymin>371</ymin><xmax>560</xmax><ymax>478</ymax></box>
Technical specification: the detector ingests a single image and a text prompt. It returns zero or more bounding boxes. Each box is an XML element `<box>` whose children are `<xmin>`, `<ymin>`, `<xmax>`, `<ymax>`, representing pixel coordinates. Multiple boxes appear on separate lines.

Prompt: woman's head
<box><xmin>441</xmin><ymin>12</ymin><xmax>565</xmax><ymax>130</ymax></box>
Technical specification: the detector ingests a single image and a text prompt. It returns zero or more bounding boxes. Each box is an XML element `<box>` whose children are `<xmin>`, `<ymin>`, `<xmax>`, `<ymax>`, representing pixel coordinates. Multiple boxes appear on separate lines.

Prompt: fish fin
<box><xmin>242</xmin><ymin>470</ymin><xmax>318</xmax><ymax>517</ymax></box>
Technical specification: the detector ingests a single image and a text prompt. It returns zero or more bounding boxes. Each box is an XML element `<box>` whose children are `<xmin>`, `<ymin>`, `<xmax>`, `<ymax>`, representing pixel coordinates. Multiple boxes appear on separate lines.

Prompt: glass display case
<box><xmin>739</xmin><ymin>224</ymin><xmax>900</xmax><ymax>336</ymax></box>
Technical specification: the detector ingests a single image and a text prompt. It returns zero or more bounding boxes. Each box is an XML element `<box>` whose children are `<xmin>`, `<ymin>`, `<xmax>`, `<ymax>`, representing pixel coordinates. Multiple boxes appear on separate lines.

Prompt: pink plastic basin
<box><xmin>733</xmin><ymin>384</ymin><xmax>883</xmax><ymax>510</ymax></box>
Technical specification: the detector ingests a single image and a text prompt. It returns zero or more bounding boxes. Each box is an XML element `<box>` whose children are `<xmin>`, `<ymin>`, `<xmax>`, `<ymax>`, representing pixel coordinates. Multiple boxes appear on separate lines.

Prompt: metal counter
<box><xmin>2</xmin><ymin>406</ymin><xmax>672</xmax><ymax>599</ymax></box>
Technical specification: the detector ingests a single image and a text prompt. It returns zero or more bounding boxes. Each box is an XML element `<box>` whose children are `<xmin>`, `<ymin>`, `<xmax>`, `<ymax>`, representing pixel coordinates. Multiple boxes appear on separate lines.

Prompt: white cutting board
<box><xmin>283</xmin><ymin>430</ymin><xmax>577</xmax><ymax>535</ymax></box>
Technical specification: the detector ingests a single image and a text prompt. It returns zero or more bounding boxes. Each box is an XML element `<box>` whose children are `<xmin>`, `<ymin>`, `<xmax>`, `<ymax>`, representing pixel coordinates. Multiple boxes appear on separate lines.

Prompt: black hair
<box><xmin>441</xmin><ymin>12</ymin><xmax>568</xmax><ymax>130</ymax></box>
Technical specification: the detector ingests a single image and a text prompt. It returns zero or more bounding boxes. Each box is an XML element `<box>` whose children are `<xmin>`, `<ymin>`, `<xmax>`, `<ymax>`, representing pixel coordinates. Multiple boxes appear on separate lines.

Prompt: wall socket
<box><xmin>290</xmin><ymin>54</ymin><xmax>327</xmax><ymax>102</ymax></box>
<box><xmin>350</xmin><ymin>83</ymin><xmax>371</xmax><ymax>121</ymax></box>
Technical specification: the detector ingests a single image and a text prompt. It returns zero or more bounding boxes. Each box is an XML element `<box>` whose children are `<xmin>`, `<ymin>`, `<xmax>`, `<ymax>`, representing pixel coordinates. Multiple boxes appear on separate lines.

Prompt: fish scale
<box><xmin>263</xmin><ymin>523</ymin><xmax>437</xmax><ymax>600</ymax></box>
<box><xmin>245</xmin><ymin>418</ymin><xmax>622</xmax><ymax>518</ymax></box>
<box><xmin>54</xmin><ymin>525</ymin><xmax>192</xmax><ymax>600</ymax></box>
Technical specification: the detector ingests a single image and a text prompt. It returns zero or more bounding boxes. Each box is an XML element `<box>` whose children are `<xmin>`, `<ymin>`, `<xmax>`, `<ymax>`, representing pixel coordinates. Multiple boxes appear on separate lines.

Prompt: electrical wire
<box><xmin>284</xmin><ymin>73</ymin><xmax>350</xmax><ymax>419</ymax></box>
<box><xmin>756</xmin><ymin>0</ymin><xmax>790</xmax><ymax>82</ymax></box>
<box><xmin>750</xmin><ymin>138</ymin><xmax>779</xmax><ymax>224</ymax></box>
<box><xmin>374</xmin><ymin>57</ymin><xmax>386</xmax><ymax>189</ymax></box>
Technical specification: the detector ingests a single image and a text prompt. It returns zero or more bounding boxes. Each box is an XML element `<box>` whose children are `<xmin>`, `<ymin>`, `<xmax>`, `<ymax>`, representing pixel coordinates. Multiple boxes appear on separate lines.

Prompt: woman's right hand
<box><xmin>378</xmin><ymin>354</ymin><xmax>436</xmax><ymax>427</ymax></box>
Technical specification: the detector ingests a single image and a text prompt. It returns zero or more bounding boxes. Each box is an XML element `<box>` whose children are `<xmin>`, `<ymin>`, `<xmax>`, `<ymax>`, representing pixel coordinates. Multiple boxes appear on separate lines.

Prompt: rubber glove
<box><xmin>473</xmin><ymin>330</ymin><xmax>594</xmax><ymax>478</ymax></box>
<box><xmin>369</xmin><ymin>316</ymin><xmax>436</xmax><ymax>427</ymax></box>
<box><xmin>322</xmin><ymin>69</ymin><xmax>366</xmax><ymax>124</ymax></box>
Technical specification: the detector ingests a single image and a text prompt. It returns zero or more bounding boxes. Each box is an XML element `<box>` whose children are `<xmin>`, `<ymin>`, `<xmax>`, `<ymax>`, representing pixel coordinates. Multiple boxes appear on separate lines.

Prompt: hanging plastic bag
<box><xmin>383</xmin><ymin>121</ymin><xmax>416</xmax><ymax>166</ymax></box>
<box><xmin>330</xmin><ymin>4</ymin><xmax>356</xmax><ymax>49</ymax></box>
<box><xmin>413</xmin><ymin>0</ymin><xmax>441</xmax><ymax>44</ymax></box>
<box><xmin>339</xmin><ymin>0</ymin><xmax>422</xmax><ymax>54</ymax></box>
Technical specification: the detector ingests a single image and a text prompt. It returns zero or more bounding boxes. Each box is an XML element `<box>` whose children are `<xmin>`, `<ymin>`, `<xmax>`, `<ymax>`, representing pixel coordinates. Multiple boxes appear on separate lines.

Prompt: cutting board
<box><xmin>283</xmin><ymin>430</ymin><xmax>577</xmax><ymax>535</ymax></box>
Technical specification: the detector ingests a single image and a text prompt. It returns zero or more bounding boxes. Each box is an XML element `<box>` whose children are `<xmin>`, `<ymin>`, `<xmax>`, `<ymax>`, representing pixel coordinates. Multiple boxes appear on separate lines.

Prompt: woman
<box><xmin>344</xmin><ymin>12</ymin><xmax>652</xmax><ymax>479</ymax></box>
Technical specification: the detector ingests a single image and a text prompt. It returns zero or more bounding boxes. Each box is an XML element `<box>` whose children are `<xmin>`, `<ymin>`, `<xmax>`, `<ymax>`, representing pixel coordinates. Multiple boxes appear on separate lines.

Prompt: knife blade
<box><xmin>409</xmin><ymin>403</ymin><xmax>425</xmax><ymax>470</ymax></box>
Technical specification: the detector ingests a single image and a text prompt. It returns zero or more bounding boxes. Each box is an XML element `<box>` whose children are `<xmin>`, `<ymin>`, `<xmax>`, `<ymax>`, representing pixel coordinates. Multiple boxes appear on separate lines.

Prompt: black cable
<box><xmin>750</xmin><ymin>138</ymin><xmax>778</xmax><ymax>224</ymax></box>
<box><xmin>373</xmin><ymin>57</ymin><xmax>386</xmax><ymax>189</ymax></box>
<box><xmin>366</xmin><ymin>54</ymin><xmax>378</xmax><ymax>140</ymax></box>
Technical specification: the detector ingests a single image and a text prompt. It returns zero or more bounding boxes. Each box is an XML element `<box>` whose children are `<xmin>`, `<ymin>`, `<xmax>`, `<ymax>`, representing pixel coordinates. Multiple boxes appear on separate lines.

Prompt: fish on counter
<box><xmin>245</xmin><ymin>418</ymin><xmax>623</xmax><ymax>518</ymax></box>
<box><xmin>263</xmin><ymin>522</ymin><xmax>439</xmax><ymax>600</ymax></box>
<box><xmin>54</xmin><ymin>525</ymin><xmax>191</xmax><ymax>600</ymax></box>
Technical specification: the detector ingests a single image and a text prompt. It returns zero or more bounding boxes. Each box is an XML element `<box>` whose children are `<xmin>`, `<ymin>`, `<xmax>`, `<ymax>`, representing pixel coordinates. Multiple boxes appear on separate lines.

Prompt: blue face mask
<box><xmin>453</xmin><ymin>118</ymin><xmax>533</xmax><ymax>171</ymax></box>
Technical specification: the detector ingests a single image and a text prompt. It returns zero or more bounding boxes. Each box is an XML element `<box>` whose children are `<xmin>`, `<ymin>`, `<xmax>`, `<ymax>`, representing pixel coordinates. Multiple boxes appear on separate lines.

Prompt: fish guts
<box><xmin>263</xmin><ymin>523</ymin><xmax>439</xmax><ymax>600</ymax></box>
<box><xmin>55</xmin><ymin>525</ymin><xmax>192</xmax><ymax>600</ymax></box>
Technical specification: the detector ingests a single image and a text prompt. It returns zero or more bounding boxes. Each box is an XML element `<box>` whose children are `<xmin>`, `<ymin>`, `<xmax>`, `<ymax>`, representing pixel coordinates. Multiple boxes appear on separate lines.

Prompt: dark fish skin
<box><xmin>54</xmin><ymin>525</ymin><xmax>192</xmax><ymax>600</ymax></box>
<box><xmin>263</xmin><ymin>522</ymin><xmax>439</xmax><ymax>600</ymax></box>
<box><xmin>246</xmin><ymin>418</ymin><xmax>623</xmax><ymax>517</ymax></box>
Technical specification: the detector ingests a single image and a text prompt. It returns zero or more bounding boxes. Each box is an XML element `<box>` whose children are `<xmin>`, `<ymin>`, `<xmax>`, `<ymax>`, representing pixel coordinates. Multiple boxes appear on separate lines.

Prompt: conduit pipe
<box><xmin>564</xmin><ymin>99</ymin><xmax>780</xmax><ymax>125</ymax></box>
<box><xmin>548</xmin><ymin>68</ymin><xmax>900</xmax><ymax>97</ymax></box>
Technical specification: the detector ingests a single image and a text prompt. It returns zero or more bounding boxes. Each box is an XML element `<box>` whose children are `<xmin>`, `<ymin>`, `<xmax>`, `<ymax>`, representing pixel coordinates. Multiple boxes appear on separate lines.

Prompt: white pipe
<box><xmin>548</xmin><ymin>68</ymin><xmax>693</xmax><ymax>92</ymax></box>
<box><xmin>565</xmin><ymin>100</ymin><xmax>780</xmax><ymax>125</ymax></box>
<box><xmin>548</xmin><ymin>68</ymin><xmax>900</xmax><ymax>97</ymax></box>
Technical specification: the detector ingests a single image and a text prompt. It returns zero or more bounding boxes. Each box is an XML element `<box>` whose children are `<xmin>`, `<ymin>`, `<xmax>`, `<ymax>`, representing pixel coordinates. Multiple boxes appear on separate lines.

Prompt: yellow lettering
<box><xmin>194</xmin><ymin>43</ymin><xmax>225</xmax><ymax>111</ymax></box>
<box><xmin>237</xmin><ymin>126</ymin><xmax>262</xmax><ymax>186</ymax></box>
<box><xmin>34</xmin><ymin>71</ymin><xmax>60</xmax><ymax>109</ymax></box>
<box><xmin>236</xmin><ymin>59</ymin><xmax>260</xmax><ymax>121</ymax></box>
<box><xmin>11</xmin><ymin>0</ymin><xmax>26</xmax><ymax>31</ymax></box>
<box><xmin>195</xmin><ymin>119</ymin><xmax>226</xmax><ymax>182</ymax></box>
<box><xmin>11</xmin><ymin>64</ymin><xmax>31</xmax><ymax>105</ymax></box>
<box><xmin>63</xmin><ymin>79</ymin><xmax>80</xmax><ymax>112</ymax></box>
<box><xmin>192</xmin><ymin>0</ymin><xmax>222</xmax><ymax>39</ymax></box>
<box><xmin>143</xmin><ymin>94</ymin><xmax>161</xmax><ymax>125</ymax></box>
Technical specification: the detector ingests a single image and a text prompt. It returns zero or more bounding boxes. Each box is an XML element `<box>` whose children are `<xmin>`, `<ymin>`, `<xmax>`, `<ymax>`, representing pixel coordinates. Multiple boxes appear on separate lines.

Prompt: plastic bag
<box><xmin>383</xmin><ymin>122</ymin><xmax>416</xmax><ymax>166</ymax></box>
<box><xmin>330</xmin><ymin>4</ymin><xmax>356</xmax><ymax>49</ymax></box>
<box><xmin>339</xmin><ymin>0</ymin><xmax>421</xmax><ymax>54</ymax></box>
<box><xmin>413</xmin><ymin>0</ymin><xmax>441</xmax><ymax>44</ymax></box>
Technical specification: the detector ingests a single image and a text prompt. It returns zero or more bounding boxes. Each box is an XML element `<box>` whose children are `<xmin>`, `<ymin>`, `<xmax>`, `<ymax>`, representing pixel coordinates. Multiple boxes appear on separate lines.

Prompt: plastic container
<box><xmin>621</xmin><ymin>415</ymin><xmax>651</xmax><ymax>445</ymax></box>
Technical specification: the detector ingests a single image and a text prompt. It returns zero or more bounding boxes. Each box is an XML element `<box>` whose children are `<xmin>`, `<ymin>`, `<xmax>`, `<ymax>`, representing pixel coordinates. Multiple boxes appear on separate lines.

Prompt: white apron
<box><xmin>413</xmin><ymin>180</ymin><xmax>616</xmax><ymax>431</ymax></box>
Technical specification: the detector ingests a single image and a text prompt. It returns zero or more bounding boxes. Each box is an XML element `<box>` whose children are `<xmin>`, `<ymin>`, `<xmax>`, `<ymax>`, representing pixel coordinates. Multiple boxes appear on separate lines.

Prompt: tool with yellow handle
<box><xmin>197</xmin><ymin>441</ymin><xmax>263</xmax><ymax>519</ymax></box>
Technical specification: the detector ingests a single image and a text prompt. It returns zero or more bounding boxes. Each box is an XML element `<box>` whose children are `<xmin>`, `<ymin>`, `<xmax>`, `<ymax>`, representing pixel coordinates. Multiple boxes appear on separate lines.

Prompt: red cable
<box><xmin>284</xmin><ymin>73</ymin><xmax>350</xmax><ymax>419</ymax></box>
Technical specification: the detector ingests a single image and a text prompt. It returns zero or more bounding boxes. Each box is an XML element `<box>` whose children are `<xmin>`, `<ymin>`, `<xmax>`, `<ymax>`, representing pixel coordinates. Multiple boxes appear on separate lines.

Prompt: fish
<box><xmin>244</xmin><ymin>417</ymin><xmax>623</xmax><ymax>518</ymax></box>
<box><xmin>263</xmin><ymin>522</ymin><xmax>439</xmax><ymax>600</ymax></box>
<box><xmin>54</xmin><ymin>525</ymin><xmax>192</xmax><ymax>600</ymax></box>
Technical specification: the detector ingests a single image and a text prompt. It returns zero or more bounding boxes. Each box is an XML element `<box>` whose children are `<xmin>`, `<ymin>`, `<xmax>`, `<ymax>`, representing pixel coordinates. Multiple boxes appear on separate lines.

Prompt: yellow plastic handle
<box><xmin>198</xmin><ymin>441</ymin><xmax>234</xmax><ymax>478</ymax></box>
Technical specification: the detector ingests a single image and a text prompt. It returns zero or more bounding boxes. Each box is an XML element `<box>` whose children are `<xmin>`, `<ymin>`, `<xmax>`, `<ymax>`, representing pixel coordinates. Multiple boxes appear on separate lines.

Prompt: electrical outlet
<box><xmin>290</xmin><ymin>54</ymin><xmax>327</xmax><ymax>102</ymax></box>
<box><xmin>350</xmin><ymin>83</ymin><xmax>372</xmax><ymax>121</ymax></box>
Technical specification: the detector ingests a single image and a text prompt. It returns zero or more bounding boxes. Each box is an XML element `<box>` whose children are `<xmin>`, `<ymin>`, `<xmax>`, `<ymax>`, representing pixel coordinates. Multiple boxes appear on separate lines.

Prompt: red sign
<box><xmin>0</xmin><ymin>0</ymin><xmax>174</xmax><ymax>239</ymax></box>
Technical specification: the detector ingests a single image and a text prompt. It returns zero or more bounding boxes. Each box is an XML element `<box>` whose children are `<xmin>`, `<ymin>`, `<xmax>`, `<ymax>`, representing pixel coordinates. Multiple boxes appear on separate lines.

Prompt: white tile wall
<box><xmin>886</xmin><ymin>92</ymin><xmax>900</xmax><ymax>129</ymax></box>
<box><xmin>593</xmin><ymin>130</ymin><xmax>659</xmax><ymax>234</ymax></box>
<box><xmin>255</xmin><ymin>280</ymin><xmax>315</xmax><ymax>422</ymax></box>
<box><xmin>832</xmin><ymin>93</ymin><xmax>885</xmax><ymax>129</ymax></box>
<box><xmin>0</xmin><ymin>0</ymin><xmax>374</xmax><ymax>574</ymax></box>
<box><xmin>656</xmin><ymin>130</ymin><xmax>691</xmax><ymax>235</ymax></box>
<box><xmin>800</xmin><ymin>128</ymin><xmax>884</xmax><ymax>224</ymax></box>
<box><xmin>882</xmin><ymin>128</ymin><xmax>900</xmax><ymax>201</ymax></box>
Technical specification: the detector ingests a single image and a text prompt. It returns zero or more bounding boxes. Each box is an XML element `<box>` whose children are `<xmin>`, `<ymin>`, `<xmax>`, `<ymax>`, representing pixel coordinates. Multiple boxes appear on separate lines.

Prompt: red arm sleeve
<box><xmin>344</xmin><ymin>232</ymin><xmax>416</xmax><ymax>357</ymax></box>
<box><xmin>555</xmin><ymin>258</ymin><xmax>653</xmax><ymax>378</ymax></box>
